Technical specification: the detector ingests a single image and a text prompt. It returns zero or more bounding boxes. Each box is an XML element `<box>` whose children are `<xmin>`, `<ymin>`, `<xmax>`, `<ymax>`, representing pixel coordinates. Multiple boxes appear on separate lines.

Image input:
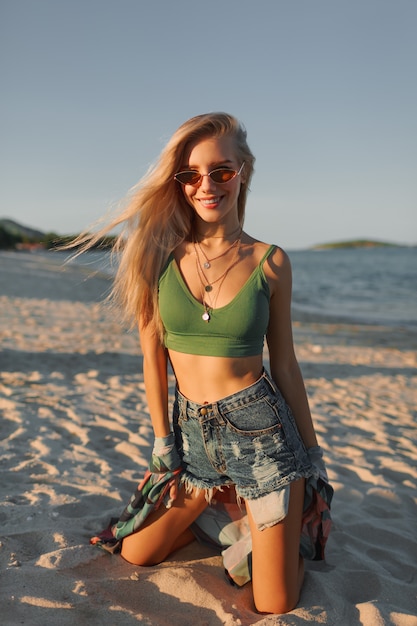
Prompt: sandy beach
<box><xmin>1</xmin><ymin>250</ymin><xmax>416</xmax><ymax>626</ymax></box>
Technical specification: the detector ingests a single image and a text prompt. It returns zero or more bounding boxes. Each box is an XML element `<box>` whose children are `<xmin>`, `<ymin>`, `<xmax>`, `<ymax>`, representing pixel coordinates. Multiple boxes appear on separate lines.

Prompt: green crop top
<box><xmin>158</xmin><ymin>245</ymin><xmax>275</xmax><ymax>357</ymax></box>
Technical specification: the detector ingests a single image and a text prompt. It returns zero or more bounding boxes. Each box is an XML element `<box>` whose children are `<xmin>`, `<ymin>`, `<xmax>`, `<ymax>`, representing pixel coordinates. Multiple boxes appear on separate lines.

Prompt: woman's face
<box><xmin>180</xmin><ymin>135</ymin><xmax>244</xmax><ymax>230</ymax></box>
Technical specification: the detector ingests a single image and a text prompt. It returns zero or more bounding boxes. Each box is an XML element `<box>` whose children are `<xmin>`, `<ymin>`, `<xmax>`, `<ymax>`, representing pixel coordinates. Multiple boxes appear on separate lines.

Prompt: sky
<box><xmin>1</xmin><ymin>0</ymin><xmax>416</xmax><ymax>249</ymax></box>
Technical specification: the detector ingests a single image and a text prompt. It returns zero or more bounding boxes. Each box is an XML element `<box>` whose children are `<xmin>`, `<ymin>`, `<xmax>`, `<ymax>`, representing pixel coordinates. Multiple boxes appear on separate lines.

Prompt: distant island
<box><xmin>0</xmin><ymin>218</ymin><xmax>412</xmax><ymax>251</ymax></box>
<box><xmin>311</xmin><ymin>239</ymin><xmax>406</xmax><ymax>250</ymax></box>
<box><xmin>0</xmin><ymin>218</ymin><xmax>115</xmax><ymax>251</ymax></box>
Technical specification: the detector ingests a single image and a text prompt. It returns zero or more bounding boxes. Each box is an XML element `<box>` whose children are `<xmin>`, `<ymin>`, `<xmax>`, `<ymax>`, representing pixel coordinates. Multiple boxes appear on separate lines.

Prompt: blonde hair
<box><xmin>77</xmin><ymin>112</ymin><xmax>255</xmax><ymax>336</ymax></box>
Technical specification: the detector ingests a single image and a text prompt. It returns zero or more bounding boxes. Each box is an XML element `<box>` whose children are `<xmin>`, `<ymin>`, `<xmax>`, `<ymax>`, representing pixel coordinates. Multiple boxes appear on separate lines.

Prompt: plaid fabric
<box><xmin>220</xmin><ymin>474</ymin><xmax>333</xmax><ymax>586</ymax></box>
<box><xmin>90</xmin><ymin>464</ymin><xmax>333</xmax><ymax>587</ymax></box>
<box><xmin>301</xmin><ymin>475</ymin><xmax>333</xmax><ymax>560</ymax></box>
<box><xmin>90</xmin><ymin>466</ymin><xmax>180</xmax><ymax>551</ymax></box>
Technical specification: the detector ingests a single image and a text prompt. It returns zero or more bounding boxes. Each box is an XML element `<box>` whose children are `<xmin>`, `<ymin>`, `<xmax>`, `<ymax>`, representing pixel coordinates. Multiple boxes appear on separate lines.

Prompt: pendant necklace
<box><xmin>200</xmin><ymin>272</ymin><xmax>230</xmax><ymax>321</ymax></box>
<box><xmin>196</xmin><ymin>229</ymin><xmax>242</xmax><ymax>269</ymax></box>
<box><xmin>194</xmin><ymin>238</ymin><xmax>241</xmax><ymax>322</ymax></box>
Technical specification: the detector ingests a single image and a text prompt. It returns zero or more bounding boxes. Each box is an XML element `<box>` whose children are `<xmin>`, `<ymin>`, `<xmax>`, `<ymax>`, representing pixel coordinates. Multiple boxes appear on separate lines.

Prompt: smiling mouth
<box><xmin>198</xmin><ymin>196</ymin><xmax>222</xmax><ymax>206</ymax></box>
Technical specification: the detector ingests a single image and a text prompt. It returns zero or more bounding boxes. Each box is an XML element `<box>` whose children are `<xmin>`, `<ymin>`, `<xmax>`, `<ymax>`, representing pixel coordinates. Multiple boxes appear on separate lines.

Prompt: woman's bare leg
<box><xmin>120</xmin><ymin>486</ymin><xmax>208</xmax><ymax>566</ymax></box>
<box><xmin>247</xmin><ymin>478</ymin><xmax>305</xmax><ymax>615</ymax></box>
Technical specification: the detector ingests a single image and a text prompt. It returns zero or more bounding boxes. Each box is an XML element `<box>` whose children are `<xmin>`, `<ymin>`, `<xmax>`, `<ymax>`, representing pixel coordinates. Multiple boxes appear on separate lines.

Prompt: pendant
<box><xmin>202</xmin><ymin>311</ymin><xmax>210</xmax><ymax>322</ymax></box>
<box><xmin>204</xmin><ymin>261</ymin><xmax>211</xmax><ymax>269</ymax></box>
<box><xmin>205</xmin><ymin>285</ymin><xmax>212</xmax><ymax>292</ymax></box>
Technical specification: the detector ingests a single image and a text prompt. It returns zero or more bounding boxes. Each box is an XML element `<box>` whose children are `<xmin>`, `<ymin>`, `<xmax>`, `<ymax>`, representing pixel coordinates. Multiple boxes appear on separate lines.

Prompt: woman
<box><xmin>89</xmin><ymin>113</ymin><xmax>332</xmax><ymax>615</ymax></box>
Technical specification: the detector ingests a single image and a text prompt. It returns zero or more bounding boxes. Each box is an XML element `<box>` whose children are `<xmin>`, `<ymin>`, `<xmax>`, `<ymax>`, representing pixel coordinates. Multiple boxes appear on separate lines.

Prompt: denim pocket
<box><xmin>221</xmin><ymin>395</ymin><xmax>284</xmax><ymax>438</ymax></box>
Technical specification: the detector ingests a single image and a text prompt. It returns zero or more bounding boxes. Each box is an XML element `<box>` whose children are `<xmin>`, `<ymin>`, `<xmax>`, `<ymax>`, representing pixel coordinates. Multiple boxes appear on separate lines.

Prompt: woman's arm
<box><xmin>266</xmin><ymin>248</ymin><xmax>318</xmax><ymax>449</ymax></box>
<box><xmin>139</xmin><ymin>320</ymin><xmax>171</xmax><ymax>438</ymax></box>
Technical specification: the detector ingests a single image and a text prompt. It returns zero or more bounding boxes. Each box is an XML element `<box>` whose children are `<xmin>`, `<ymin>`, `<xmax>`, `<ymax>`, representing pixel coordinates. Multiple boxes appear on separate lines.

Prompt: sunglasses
<box><xmin>174</xmin><ymin>162</ymin><xmax>245</xmax><ymax>186</ymax></box>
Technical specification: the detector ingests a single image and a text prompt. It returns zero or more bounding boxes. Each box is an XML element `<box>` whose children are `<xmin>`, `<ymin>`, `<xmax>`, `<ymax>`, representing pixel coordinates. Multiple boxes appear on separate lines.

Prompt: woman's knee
<box><xmin>120</xmin><ymin>487</ymin><xmax>207</xmax><ymax>566</ymax></box>
<box><xmin>254</xmin><ymin>555</ymin><xmax>304</xmax><ymax>614</ymax></box>
<box><xmin>120</xmin><ymin>534</ymin><xmax>164</xmax><ymax>566</ymax></box>
<box><xmin>254</xmin><ymin>592</ymin><xmax>297</xmax><ymax>615</ymax></box>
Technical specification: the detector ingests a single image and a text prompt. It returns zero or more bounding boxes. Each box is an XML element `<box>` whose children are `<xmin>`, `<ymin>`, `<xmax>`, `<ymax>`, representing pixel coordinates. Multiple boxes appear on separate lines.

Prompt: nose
<box><xmin>199</xmin><ymin>173</ymin><xmax>217</xmax><ymax>192</ymax></box>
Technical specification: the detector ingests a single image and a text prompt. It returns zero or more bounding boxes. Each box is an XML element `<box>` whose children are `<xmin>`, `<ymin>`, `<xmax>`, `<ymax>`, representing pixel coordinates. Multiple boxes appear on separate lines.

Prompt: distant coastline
<box><xmin>0</xmin><ymin>217</ymin><xmax>115</xmax><ymax>251</ymax></box>
<box><xmin>310</xmin><ymin>239</ymin><xmax>411</xmax><ymax>250</ymax></box>
<box><xmin>0</xmin><ymin>217</ymin><xmax>414</xmax><ymax>251</ymax></box>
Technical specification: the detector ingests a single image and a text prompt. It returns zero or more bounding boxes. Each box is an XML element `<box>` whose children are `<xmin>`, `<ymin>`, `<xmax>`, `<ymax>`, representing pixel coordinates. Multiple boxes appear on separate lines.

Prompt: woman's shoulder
<box><xmin>243</xmin><ymin>234</ymin><xmax>290</xmax><ymax>269</ymax></box>
<box><xmin>242</xmin><ymin>239</ymin><xmax>291</xmax><ymax>297</ymax></box>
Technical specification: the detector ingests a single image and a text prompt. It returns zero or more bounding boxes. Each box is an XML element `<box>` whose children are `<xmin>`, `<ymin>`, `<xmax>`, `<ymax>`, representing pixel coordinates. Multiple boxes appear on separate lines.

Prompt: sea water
<box><xmin>61</xmin><ymin>245</ymin><xmax>417</xmax><ymax>330</ymax></box>
<box><xmin>289</xmin><ymin>246</ymin><xmax>417</xmax><ymax>329</ymax></box>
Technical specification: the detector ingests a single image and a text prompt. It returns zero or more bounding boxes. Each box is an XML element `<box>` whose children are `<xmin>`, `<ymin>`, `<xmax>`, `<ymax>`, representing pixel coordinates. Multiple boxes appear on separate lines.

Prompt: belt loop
<box><xmin>177</xmin><ymin>389</ymin><xmax>187</xmax><ymax>418</ymax></box>
<box><xmin>213</xmin><ymin>402</ymin><xmax>226</xmax><ymax>424</ymax></box>
<box><xmin>263</xmin><ymin>369</ymin><xmax>277</xmax><ymax>394</ymax></box>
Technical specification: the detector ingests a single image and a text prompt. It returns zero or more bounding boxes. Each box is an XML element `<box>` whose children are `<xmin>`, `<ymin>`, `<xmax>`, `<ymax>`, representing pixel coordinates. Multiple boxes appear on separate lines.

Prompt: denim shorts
<box><xmin>173</xmin><ymin>370</ymin><xmax>314</xmax><ymax>501</ymax></box>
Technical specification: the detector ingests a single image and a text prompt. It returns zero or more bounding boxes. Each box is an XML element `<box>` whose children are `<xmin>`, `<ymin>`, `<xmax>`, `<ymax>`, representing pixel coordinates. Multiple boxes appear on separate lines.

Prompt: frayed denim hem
<box><xmin>180</xmin><ymin>473</ymin><xmax>238</xmax><ymax>505</ymax></box>
<box><xmin>179</xmin><ymin>467</ymin><xmax>315</xmax><ymax>515</ymax></box>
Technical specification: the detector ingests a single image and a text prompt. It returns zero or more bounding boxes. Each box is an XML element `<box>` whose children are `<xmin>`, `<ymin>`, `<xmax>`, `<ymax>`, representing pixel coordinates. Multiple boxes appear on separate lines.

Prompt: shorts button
<box><xmin>200</xmin><ymin>407</ymin><xmax>208</xmax><ymax>416</ymax></box>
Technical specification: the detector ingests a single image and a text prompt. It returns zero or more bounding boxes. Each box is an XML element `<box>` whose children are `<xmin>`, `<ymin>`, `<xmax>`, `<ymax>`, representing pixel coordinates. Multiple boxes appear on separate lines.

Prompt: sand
<box><xmin>1</xmin><ymin>250</ymin><xmax>416</xmax><ymax>625</ymax></box>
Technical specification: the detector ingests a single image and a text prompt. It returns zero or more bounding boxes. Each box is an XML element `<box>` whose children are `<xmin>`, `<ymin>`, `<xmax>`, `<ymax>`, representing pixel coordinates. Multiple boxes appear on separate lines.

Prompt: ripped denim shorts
<box><xmin>173</xmin><ymin>369</ymin><xmax>314</xmax><ymax>501</ymax></box>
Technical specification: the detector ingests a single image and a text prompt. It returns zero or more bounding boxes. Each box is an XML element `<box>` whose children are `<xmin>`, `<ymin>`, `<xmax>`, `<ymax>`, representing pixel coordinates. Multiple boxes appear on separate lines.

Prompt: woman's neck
<box><xmin>193</xmin><ymin>223</ymin><xmax>242</xmax><ymax>243</ymax></box>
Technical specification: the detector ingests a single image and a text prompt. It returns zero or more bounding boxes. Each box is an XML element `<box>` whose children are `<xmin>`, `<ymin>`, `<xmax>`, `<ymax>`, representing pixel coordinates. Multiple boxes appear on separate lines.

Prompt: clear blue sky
<box><xmin>1</xmin><ymin>0</ymin><xmax>416</xmax><ymax>249</ymax></box>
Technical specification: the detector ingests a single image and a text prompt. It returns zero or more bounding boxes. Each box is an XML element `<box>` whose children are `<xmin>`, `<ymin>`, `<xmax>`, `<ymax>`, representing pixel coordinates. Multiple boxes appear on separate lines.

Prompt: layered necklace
<box><xmin>193</xmin><ymin>229</ymin><xmax>242</xmax><ymax>322</ymax></box>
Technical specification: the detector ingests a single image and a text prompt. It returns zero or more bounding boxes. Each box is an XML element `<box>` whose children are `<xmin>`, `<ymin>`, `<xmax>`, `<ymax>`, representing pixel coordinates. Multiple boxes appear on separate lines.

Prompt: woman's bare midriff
<box><xmin>168</xmin><ymin>350</ymin><xmax>265</xmax><ymax>404</ymax></box>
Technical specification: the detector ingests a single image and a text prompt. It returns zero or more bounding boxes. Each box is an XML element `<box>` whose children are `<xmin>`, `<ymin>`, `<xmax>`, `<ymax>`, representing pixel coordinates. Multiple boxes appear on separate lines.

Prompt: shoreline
<box><xmin>1</xmin><ymin>251</ymin><xmax>416</xmax><ymax>625</ymax></box>
<box><xmin>3</xmin><ymin>248</ymin><xmax>416</xmax><ymax>331</ymax></box>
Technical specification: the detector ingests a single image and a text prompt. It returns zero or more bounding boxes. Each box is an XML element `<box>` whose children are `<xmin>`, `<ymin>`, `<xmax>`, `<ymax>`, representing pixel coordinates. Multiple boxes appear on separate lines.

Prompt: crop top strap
<box><xmin>259</xmin><ymin>244</ymin><xmax>276</xmax><ymax>268</ymax></box>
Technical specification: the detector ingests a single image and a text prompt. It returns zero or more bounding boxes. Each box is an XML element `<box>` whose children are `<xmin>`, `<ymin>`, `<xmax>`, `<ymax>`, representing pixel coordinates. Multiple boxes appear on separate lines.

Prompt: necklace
<box><xmin>194</xmin><ymin>239</ymin><xmax>241</xmax><ymax>292</ymax></box>
<box><xmin>199</xmin><ymin>272</ymin><xmax>231</xmax><ymax>322</ymax></box>
<box><xmin>194</xmin><ymin>238</ymin><xmax>241</xmax><ymax>322</ymax></box>
<box><xmin>196</xmin><ymin>234</ymin><xmax>241</xmax><ymax>269</ymax></box>
<box><xmin>194</xmin><ymin>225</ymin><xmax>241</xmax><ymax>241</ymax></box>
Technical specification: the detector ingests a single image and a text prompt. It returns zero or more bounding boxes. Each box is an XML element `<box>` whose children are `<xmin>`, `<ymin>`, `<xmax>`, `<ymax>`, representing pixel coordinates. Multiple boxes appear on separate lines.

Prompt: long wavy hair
<box><xmin>76</xmin><ymin>112</ymin><xmax>255</xmax><ymax>337</ymax></box>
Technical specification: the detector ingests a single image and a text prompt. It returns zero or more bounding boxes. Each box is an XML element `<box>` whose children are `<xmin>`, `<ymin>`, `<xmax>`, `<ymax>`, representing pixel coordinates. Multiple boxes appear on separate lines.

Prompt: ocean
<box><xmin>59</xmin><ymin>245</ymin><xmax>417</xmax><ymax>330</ymax></box>
<box><xmin>288</xmin><ymin>246</ymin><xmax>417</xmax><ymax>329</ymax></box>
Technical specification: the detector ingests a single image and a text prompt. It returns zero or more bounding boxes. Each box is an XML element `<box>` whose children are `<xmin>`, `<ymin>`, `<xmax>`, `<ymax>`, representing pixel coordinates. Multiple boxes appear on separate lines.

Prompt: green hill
<box><xmin>312</xmin><ymin>239</ymin><xmax>401</xmax><ymax>250</ymax></box>
<box><xmin>0</xmin><ymin>218</ymin><xmax>116</xmax><ymax>250</ymax></box>
<box><xmin>0</xmin><ymin>218</ymin><xmax>46</xmax><ymax>240</ymax></box>
<box><xmin>0</xmin><ymin>218</ymin><xmax>68</xmax><ymax>249</ymax></box>
<box><xmin>0</xmin><ymin>218</ymin><xmax>48</xmax><ymax>249</ymax></box>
